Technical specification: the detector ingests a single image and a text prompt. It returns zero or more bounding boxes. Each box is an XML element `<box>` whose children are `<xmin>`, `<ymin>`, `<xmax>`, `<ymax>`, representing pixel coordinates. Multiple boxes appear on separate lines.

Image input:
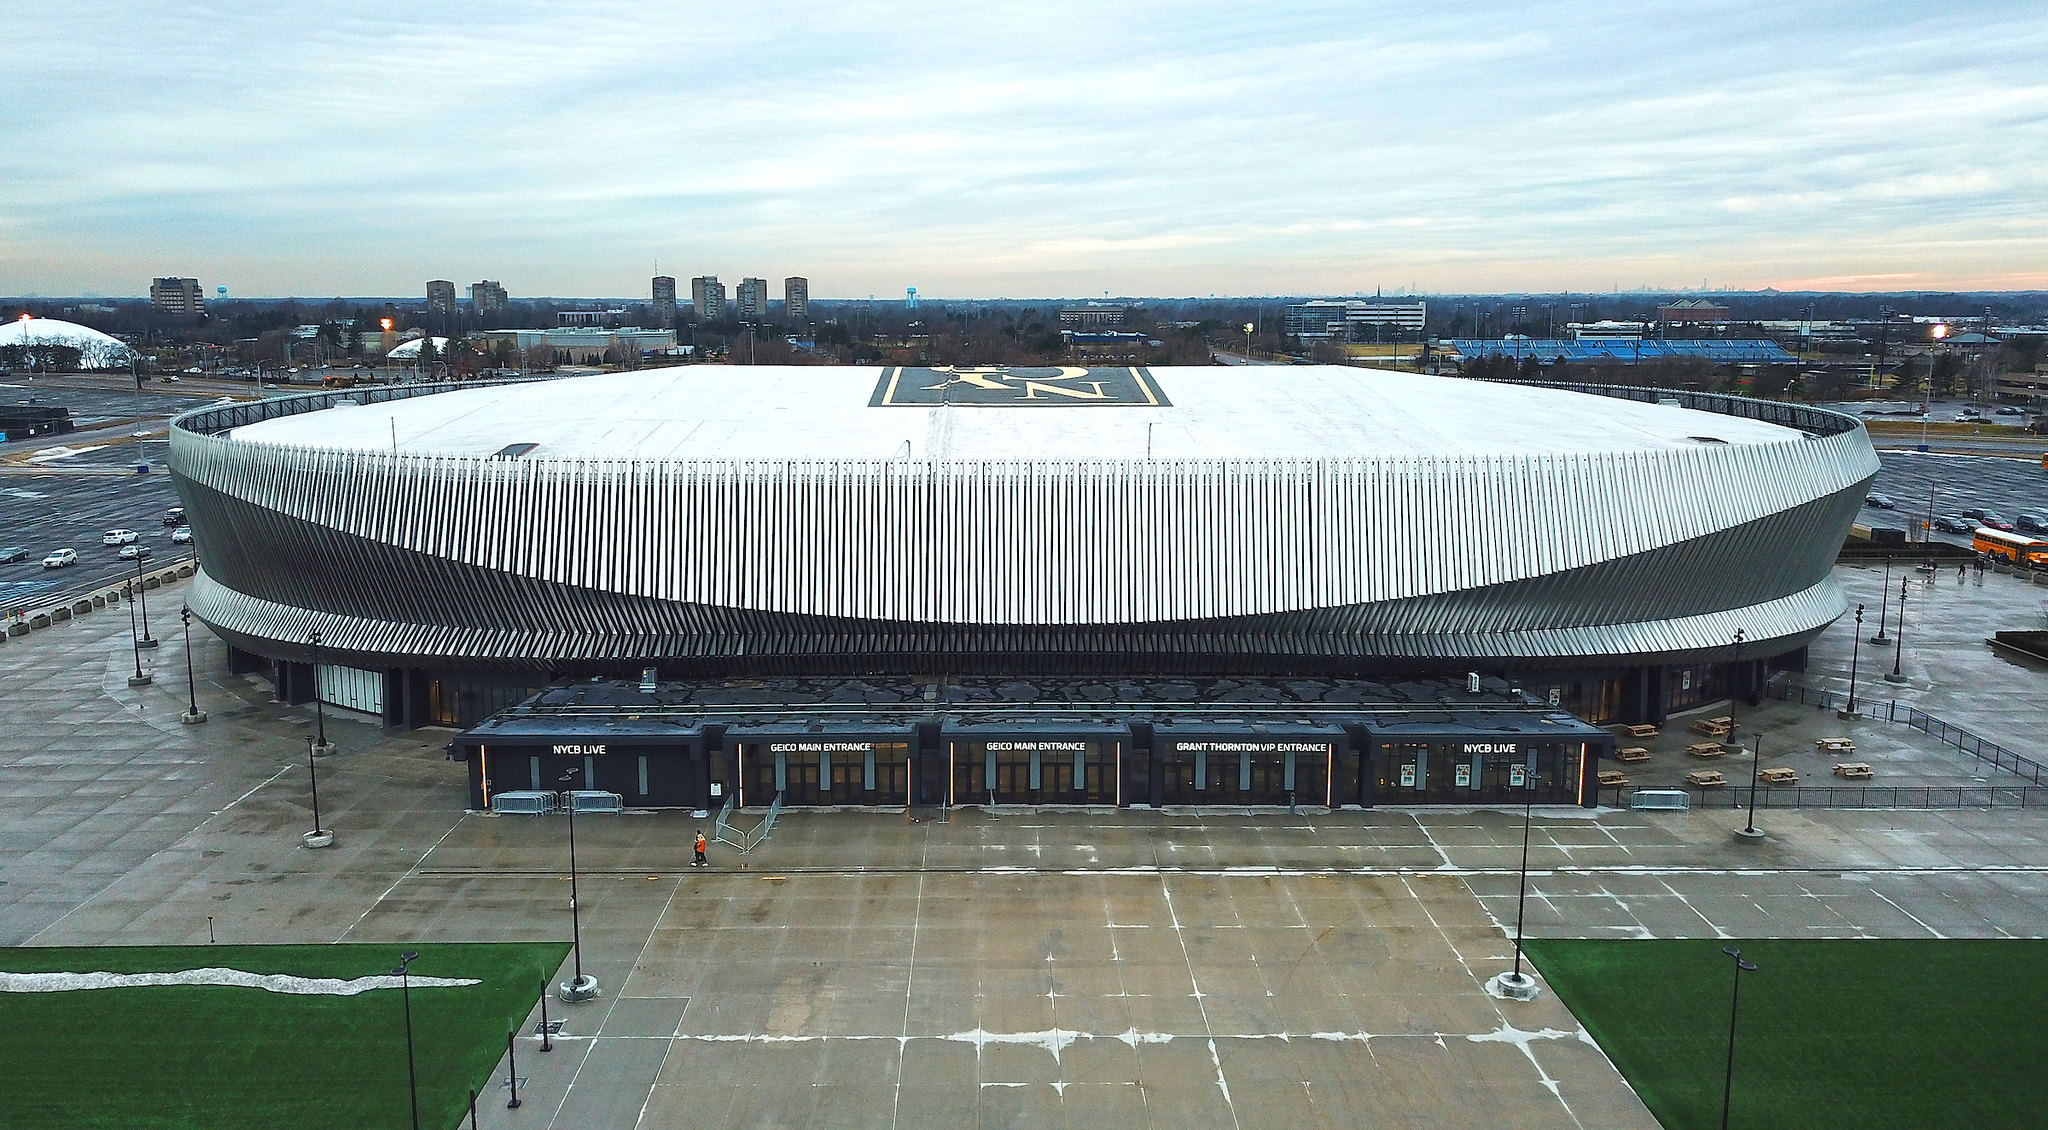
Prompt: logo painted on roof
<box><xmin>870</xmin><ymin>366</ymin><xmax>1170</xmax><ymax>408</ymax></box>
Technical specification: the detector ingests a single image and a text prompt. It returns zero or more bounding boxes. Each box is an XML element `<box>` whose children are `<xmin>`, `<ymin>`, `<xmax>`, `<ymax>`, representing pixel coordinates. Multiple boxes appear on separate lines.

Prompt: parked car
<box><xmin>1996</xmin><ymin>406</ymin><xmax>2024</xmax><ymax>415</ymax></box>
<box><xmin>102</xmin><ymin>528</ymin><xmax>139</xmax><ymax>545</ymax></box>
<box><xmin>1980</xmin><ymin>513</ymin><xmax>2015</xmax><ymax>531</ymax></box>
<box><xmin>2018</xmin><ymin>512</ymin><xmax>2048</xmax><ymax>534</ymax></box>
<box><xmin>162</xmin><ymin>506</ymin><xmax>186</xmax><ymax>527</ymax></box>
<box><xmin>1932</xmin><ymin>515</ymin><xmax>1973</xmax><ymax>533</ymax></box>
<box><xmin>42</xmin><ymin>548</ymin><xmax>77</xmax><ymax>568</ymax></box>
<box><xmin>0</xmin><ymin>546</ymin><xmax>29</xmax><ymax>563</ymax></box>
<box><xmin>170</xmin><ymin>526</ymin><xmax>193</xmax><ymax>544</ymax></box>
<box><xmin>1961</xmin><ymin>507</ymin><xmax>1988</xmax><ymax>521</ymax></box>
<box><xmin>118</xmin><ymin>544</ymin><xmax>153</xmax><ymax>560</ymax></box>
<box><xmin>1959</xmin><ymin>407</ymin><xmax>1982</xmax><ymax>418</ymax></box>
<box><xmin>1865</xmin><ymin>493</ymin><xmax>1897</xmax><ymax>509</ymax></box>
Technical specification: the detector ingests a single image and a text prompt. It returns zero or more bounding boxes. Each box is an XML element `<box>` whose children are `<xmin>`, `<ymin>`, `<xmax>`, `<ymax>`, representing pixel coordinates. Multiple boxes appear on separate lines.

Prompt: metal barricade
<box><xmin>565</xmin><ymin>790</ymin><xmax>623</xmax><ymax>814</ymax></box>
<box><xmin>489</xmin><ymin>790</ymin><xmax>559</xmax><ymax>815</ymax></box>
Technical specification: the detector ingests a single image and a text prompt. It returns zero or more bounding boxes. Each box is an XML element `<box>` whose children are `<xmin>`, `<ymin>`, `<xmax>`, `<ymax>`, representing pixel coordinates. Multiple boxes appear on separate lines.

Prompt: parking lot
<box><xmin>1862</xmin><ymin>450</ymin><xmax>2048</xmax><ymax>543</ymax></box>
<box><xmin>0</xmin><ymin>471</ymin><xmax>187</xmax><ymax>610</ymax></box>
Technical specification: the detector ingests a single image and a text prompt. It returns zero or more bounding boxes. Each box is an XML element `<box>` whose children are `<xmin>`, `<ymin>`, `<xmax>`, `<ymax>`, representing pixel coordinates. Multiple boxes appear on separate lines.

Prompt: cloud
<box><xmin>2</xmin><ymin>0</ymin><xmax>2045</xmax><ymax>296</ymax></box>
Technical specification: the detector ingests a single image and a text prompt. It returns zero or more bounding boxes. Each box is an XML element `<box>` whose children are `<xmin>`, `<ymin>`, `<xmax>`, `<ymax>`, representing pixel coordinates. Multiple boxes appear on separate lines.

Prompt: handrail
<box><xmin>5</xmin><ymin>552</ymin><xmax>200</xmax><ymax>620</ymax></box>
<box><xmin>1766</xmin><ymin>676</ymin><xmax>2046</xmax><ymax>786</ymax></box>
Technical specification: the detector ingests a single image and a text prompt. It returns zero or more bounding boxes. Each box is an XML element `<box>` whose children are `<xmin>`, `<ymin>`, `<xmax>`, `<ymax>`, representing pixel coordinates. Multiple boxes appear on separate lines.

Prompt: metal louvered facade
<box><xmin>167</xmin><ymin>378</ymin><xmax>1876</xmax><ymax>678</ymax></box>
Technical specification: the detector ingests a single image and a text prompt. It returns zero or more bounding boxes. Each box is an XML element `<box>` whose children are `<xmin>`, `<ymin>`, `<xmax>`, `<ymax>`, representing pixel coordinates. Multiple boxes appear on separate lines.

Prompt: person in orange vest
<box><xmin>693</xmin><ymin>831</ymin><xmax>708</xmax><ymax>867</ymax></box>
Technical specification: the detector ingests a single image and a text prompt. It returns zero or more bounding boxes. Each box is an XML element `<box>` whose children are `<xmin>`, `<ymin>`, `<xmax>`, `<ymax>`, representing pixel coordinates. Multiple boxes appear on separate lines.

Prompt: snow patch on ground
<box><xmin>0</xmin><ymin>969</ymin><xmax>482</xmax><ymax>995</ymax></box>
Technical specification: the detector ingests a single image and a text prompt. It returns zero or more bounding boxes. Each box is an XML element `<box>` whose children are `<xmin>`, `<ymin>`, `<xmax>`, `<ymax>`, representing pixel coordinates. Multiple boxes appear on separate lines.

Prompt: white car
<box><xmin>118</xmin><ymin>544</ymin><xmax>153</xmax><ymax>560</ymax></box>
<box><xmin>42</xmin><ymin>548</ymin><xmax>77</xmax><ymax>568</ymax></box>
<box><xmin>102</xmin><ymin>528</ymin><xmax>139</xmax><ymax>545</ymax></box>
<box><xmin>171</xmin><ymin>526</ymin><xmax>193</xmax><ymax>544</ymax></box>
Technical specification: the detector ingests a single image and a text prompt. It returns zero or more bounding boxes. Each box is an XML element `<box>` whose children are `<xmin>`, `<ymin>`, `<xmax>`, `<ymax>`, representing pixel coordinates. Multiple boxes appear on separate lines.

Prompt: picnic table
<box><xmin>1758</xmin><ymin>767</ymin><xmax>1799</xmax><ymax>784</ymax></box>
<box><xmin>1816</xmin><ymin>738</ymin><xmax>1856</xmax><ymax>753</ymax></box>
<box><xmin>1684</xmin><ymin>769</ymin><xmax>1727</xmax><ymax>787</ymax></box>
<box><xmin>1615</xmin><ymin>747</ymin><xmax>1651</xmax><ymax>763</ymax></box>
<box><xmin>1689</xmin><ymin>718</ymin><xmax>1733</xmax><ymax>738</ymax></box>
<box><xmin>1597</xmin><ymin>769</ymin><xmax>1631</xmax><ymax>788</ymax></box>
<box><xmin>1833</xmin><ymin>762</ymin><xmax>1875</xmax><ymax>780</ymax></box>
<box><xmin>1685</xmin><ymin>741</ymin><xmax>1726</xmax><ymax>759</ymax></box>
<box><xmin>1622</xmin><ymin>723</ymin><xmax>1660</xmax><ymax>739</ymax></box>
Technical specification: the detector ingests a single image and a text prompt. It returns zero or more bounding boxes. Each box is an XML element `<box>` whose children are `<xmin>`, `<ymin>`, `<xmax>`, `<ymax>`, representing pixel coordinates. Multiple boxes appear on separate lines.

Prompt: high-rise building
<box><xmin>469</xmin><ymin>280</ymin><xmax>508</xmax><ymax>315</ymax></box>
<box><xmin>651</xmin><ymin>276</ymin><xmax>677</xmax><ymax>326</ymax></box>
<box><xmin>150</xmin><ymin>277</ymin><xmax>204</xmax><ymax>316</ymax></box>
<box><xmin>691</xmin><ymin>276</ymin><xmax>726</xmax><ymax>321</ymax></box>
<box><xmin>426</xmin><ymin>280</ymin><xmax>458</xmax><ymax>318</ymax></box>
<box><xmin>736</xmin><ymin>277</ymin><xmax>768</xmax><ymax>323</ymax></box>
<box><xmin>784</xmin><ymin>277</ymin><xmax>809</xmax><ymax>324</ymax></box>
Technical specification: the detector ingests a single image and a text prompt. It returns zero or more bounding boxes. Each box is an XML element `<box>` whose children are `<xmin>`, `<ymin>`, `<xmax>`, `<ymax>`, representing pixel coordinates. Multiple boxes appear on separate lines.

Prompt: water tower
<box><xmin>905</xmin><ymin>286</ymin><xmax>918</xmax><ymax>311</ymax></box>
<box><xmin>215</xmin><ymin>285</ymin><xmax>228</xmax><ymax>301</ymax></box>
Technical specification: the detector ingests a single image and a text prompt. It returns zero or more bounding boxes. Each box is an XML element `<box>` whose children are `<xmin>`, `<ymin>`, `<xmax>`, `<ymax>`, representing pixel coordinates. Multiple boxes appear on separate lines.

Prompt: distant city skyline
<box><xmin>6</xmin><ymin>1</ymin><xmax>2046</xmax><ymax>298</ymax></box>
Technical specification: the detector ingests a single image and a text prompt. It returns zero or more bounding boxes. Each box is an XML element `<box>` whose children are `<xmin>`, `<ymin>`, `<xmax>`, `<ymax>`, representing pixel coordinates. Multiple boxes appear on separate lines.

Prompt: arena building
<box><xmin>167</xmin><ymin>365</ymin><xmax>1877</xmax><ymax>810</ymax></box>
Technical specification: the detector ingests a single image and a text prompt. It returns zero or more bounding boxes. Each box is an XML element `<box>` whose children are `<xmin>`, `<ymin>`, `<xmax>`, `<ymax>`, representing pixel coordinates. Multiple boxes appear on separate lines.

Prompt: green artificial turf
<box><xmin>0</xmin><ymin>942</ymin><xmax>569</xmax><ymax>1129</ymax></box>
<box><xmin>1524</xmin><ymin>938</ymin><xmax>2048</xmax><ymax>1130</ymax></box>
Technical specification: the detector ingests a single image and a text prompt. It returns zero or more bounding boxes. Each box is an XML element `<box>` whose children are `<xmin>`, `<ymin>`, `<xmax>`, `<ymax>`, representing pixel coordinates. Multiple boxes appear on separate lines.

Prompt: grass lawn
<box><xmin>1524</xmin><ymin>938</ymin><xmax>2048</xmax><ymax>1130</ymax></box>
<box><xmin>0</xmin><ymin>942</ymin><xmax>569</xmax><ymax>1129</ymax></box>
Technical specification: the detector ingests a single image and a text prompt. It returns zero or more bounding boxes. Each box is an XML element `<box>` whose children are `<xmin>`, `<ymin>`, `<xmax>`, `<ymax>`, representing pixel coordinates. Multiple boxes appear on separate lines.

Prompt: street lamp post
<box><xmin>1736</xmin><ymin>731</ymin><xmax>1765</xmax><ymax>842</ymax></box>
<box><xmin>134</xmin><ymin>552</ymin><xmax>158</xmax><ymax>649</ymax></box>
<box><xmin>1487</xmin><ymin>764</ymin><xmax>1542</xmax><ymax>1001</ymax></box>
<box><xmin>559</xmin><ymin>768</ymin><xmax>599</xmax><ymax>1002</ymax></box>
<box><xmin>1920</xmin><ymin>323</ymin><xmax>1947</xmax><ymax>451</ymax></box>
<box><xmin>392</xmin><ymin>950</ymin><xmax>422</xmax><ymax>1130</ymax></box>
<box><xmin>1720</xmin><ymin>947</ymin><xmax>1759</xmax><ymax>1130</ymax></box>
<box><xmin>1840</xmin><ymin>604</ymin><xmax>1864</xmax><ymax>719</ymax></box>
<box><xmin>179</xmin><ymin>605</ymin><xmax>206</xmax><ymax>724</ymax></box>
<box><xmin>1725</xmin><ymin>629</ymin><xmax>1746</xmax><ymax>754</ymax></box>
<box><xmin>124</xmin><ymin>581</ymin><xmax>152</xmax><ymax>688</ymax></box>
<box><xmin>1242</xmin><ymin>322</ymin><xmax>1253</xmax><ymax>358</ymax></box>
<box><xmin>1869</xmin><ymin>557</ymin><xmax>1893</xmax><ymax>644</ymax></box>
<box><xmin>303</xmin><ymin>736</ymin><xmax>333</xmax><ymax>848</ymax></box>
<box><xmin>308</xmin><ymin>629</ymin><xmax>330</xmax><ymax>754</ymax></box>
<box><xmin>1884</xmin><ymin>575</ymin><xmax>1910</xmax><ymax>683</ymax></box>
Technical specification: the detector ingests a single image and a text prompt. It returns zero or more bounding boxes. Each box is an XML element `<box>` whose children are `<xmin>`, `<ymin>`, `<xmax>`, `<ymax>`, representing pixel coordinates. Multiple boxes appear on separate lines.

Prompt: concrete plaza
<box><xmin>3</xmin><ymin>563</ymin><xmax>2046</xmax><ymax>1128</ymax></box>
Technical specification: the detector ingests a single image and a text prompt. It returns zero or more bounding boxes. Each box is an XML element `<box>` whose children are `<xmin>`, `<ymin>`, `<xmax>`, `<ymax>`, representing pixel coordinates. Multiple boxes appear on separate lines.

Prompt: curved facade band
<box><xmin>168</xmin><ymin>377</ymin><xmax>1877</xmax><ymax>677</ymax></box>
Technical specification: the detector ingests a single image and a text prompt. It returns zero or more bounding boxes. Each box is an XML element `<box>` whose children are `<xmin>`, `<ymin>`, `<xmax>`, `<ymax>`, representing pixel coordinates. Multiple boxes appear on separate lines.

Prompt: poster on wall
<box><xmin>1455</xmin><ymin>764</ymin><xmax>1472</xmax><ymax>788</ymax></box>
<box><xmin>1510</xmin><ymin>765</ymin><xmax>1526</xmax><ymax>787</ymax></box>
<box><xmin>1399</xmin><ymin>765</ymin><xmax>1416</xmax><ymax>788</ymax></box>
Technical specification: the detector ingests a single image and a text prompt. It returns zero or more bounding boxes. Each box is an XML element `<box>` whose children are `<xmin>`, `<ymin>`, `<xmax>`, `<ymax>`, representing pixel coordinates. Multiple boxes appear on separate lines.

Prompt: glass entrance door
<box><xmin>953</xmin><ymin>741</ymin><xmax>1116</xmax><ymax>804</ymax></box>
<box><xmin>745</xmin><ymin>742</ymin><xmax>909</xmax><ymax>806</ymax></box>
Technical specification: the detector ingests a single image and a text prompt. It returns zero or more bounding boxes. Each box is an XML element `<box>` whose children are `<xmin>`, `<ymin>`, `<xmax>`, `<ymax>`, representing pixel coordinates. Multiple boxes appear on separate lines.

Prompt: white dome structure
<box><xmin>0</xmin><ymin>316</ymin><xmax>135</xmax><ymax>369</ymax></box>
<box><xmin>384</xmin><ymin>336</ymin><xmax>451</xmax><ymax>360</ymax></box>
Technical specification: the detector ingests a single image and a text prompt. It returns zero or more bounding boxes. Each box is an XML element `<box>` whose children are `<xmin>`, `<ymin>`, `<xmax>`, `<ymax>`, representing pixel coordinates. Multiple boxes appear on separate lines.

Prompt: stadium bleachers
<box><xmin>1442</xmin><ymin>339</ymin><xmax>1797</xmax><ymax>363</ymax></box>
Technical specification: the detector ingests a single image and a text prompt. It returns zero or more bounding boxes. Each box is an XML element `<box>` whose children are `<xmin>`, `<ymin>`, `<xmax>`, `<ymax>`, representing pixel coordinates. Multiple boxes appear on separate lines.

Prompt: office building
<box><xmin>652</xmin><ymin>276</ymin><xmax>677</xmax><ymax>326</ymax></box>
<box><xmin>150</xmin><ymin>277</ymin><xmax>205</xmax><ymax>316</ymax></box>
<box><xmin>469</xmin><ymin>280</ymin><xmax>508</xmax><ymax>315</ymax></box>
<box><xmin>692</xmin><ymin>276</ymin><xmax>725</xmax><ymax>321</ymax></box>
<box><xmin>1283</xmin><ymin>300</ymin><xmax>1427</xmax><ymax>341</ymax></box>
<box><xmin>784</xmin><ymin>277</ymin><xmax>808</xmax><ymax>323</ymax></box>
<box><xmin>736</xmin><ymin>277</ymin><xmax>768</xmax><ymax>323</ymax></box>
<box><xmin>426</xmin><ymin>280</ymin><xmax>458</xmax><ymax>318</ymax></box>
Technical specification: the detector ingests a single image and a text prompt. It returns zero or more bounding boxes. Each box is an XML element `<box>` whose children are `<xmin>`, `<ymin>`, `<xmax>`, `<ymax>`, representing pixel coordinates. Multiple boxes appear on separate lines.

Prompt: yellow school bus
<box><xmin>1973</xmin><ymin>527</ymin><xmax>2048</xmax><ymax>567</ymax></box>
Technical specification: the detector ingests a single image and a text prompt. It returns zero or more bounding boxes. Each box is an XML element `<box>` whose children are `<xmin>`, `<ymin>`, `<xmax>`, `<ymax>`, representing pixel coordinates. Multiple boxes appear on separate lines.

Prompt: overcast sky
<box><xmin>4</xmin><ymin>1</ymin><xmax>2046</xmax><ymax>299</ymax></box>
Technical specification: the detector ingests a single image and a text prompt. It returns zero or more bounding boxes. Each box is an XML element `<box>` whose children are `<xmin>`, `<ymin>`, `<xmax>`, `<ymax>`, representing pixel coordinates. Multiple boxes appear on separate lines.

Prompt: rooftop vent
<box><xmin>493</xmin><ymin>442</ymin><xmax>539</xmax><ymax>459</ymax></box>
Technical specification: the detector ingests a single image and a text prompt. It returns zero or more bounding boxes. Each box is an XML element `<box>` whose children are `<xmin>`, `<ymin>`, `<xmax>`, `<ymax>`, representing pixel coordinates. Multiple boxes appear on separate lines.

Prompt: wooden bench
<box><xmin>1621</xmin><ymin>724</ymin><xmax>1660</xmax><ymax>739</ymax></box>
<box><xmin>1758</xmin><ymin>767</ymin><xmax>1799</xmax><ymax>784</ymax></box>
<box><xmin>1816</xmin><ymin>738</ymin><xmax>1856</xmax><ymax>753</ymax></box>
<box><xmin>1689</xmin><ymin>718</ymin><xmax>1732</xmax><ymax>738</ymax></box>
<box><xmin>1684</xmin><ymin>769</ymin><xmax>1727</xmax><ymax>787</ymax></box>
<box><xmin>1615</xmin><ymin>747</ymin><xmax>1651</xmax><ymax>764</ymax></box>
<box><xmin>1597</xmin><ymin>769</ymin><xmax>1631</xmax><ymax>788</ymax></box>
<box><xmin>1685</xmin><ymin>742</ymin><xmax>1725</xmax><ymax>759</ymax></box>
<box><xmin>1833</xmin><ymin>762</ymin><xmax>1875</xmax><ymax>780</ymax></box>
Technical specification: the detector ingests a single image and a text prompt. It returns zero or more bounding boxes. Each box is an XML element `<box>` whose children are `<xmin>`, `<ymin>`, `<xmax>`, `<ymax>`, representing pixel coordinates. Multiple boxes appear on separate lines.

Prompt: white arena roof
<box><xmin>230</xmin><ymin>365</ymin><xmax>1808</xmax><ymax>461</ymax></box>
<box><xmin>0</xmin><ymin>316</ymin><xmax>134</xmax><ymax>368</ymax></box>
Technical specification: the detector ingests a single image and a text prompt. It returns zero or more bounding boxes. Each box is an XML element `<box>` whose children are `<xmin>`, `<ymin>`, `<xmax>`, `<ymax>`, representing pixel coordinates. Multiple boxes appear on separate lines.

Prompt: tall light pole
<box><xmin>1840</xmin><ymin>604</ymin><xmax>1864</xmax><ymax>719</ymax></box>
<box><xmin>1920</xmin><ymin>323</ymin><xmax>1947</xmax><ymax>455</ymax></box>
<box><xmin>1869</xmin><ymin>556</ymin><xmax>1893</xmax><ymax>645</ymax></box>
<box><xmin>1736</xmin><ymin>731</ymin><xmax>1765</xmax><ymax>842</ymax></box>
<box><xmin>134</xmin><ymin>552</ymin><xmax>158</xmax><ymax>649</ymax></box>
<box><xmin>1720</xmin><ymin>947</ymin><xmax>1758</xmax><ymax>1130</ymax></box>
<box><xmin>303</xmin><ymin>735</ymin><xmax>333</xmax><ymax>848</ymax></box>
<box><xmin>1488</xmin><ymin>761</ymin><xmax>1542</xmax><ymax>1000</ymax></box>
<box><xmin>1725</xmin><ymin>629</ymin><xmax>1746</xmax><ymax>754</ymax></box>
<box><xmin>559</xmin><ymin>767</ymin><xmax>599</xmax><ymax>1002</ymax></box>
<box><xmin>124</xmin><ymin>580</ymin><xmax>151</xmax><ymax>688</ymax></box>
<box><xmin>1242</xmin><ymin>322</ymin><xmax>1253</xmax><ymax>358</ymax></box>
<box><xmin>178</xmin><ymin>605</ymin><xmax>206</xmax><ymax>723</ymax></box>
<box><xmin>392</xmin><ymin>950</ymin><xmax>422</xmax><ymax>1130</ymax></box>
<box><xmin>308</xmin><ymin>628</ymin><xmax>329</xmax><ymax>753</ymax></box>
<box><xmin>1884</xmin><ymin>575</ymin><xmax>1910</xmax><ymax>683</ymax></box>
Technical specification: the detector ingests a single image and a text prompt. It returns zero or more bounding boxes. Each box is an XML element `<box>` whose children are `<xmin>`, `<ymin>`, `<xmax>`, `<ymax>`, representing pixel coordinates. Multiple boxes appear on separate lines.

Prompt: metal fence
<box><xmin>711</xmin><ymin>790</ymin><xmax>785</xmax><ymax>854</ymax></box>
<box><xmin>1670</xmin><ymin>784</ymin><xmax>2048</xmax><ymax>810</ymax></box>
<box><xmin>1767</xmin><ymin>680</ymin><xmax>2048</xmax><ymax>787</ymax></box>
